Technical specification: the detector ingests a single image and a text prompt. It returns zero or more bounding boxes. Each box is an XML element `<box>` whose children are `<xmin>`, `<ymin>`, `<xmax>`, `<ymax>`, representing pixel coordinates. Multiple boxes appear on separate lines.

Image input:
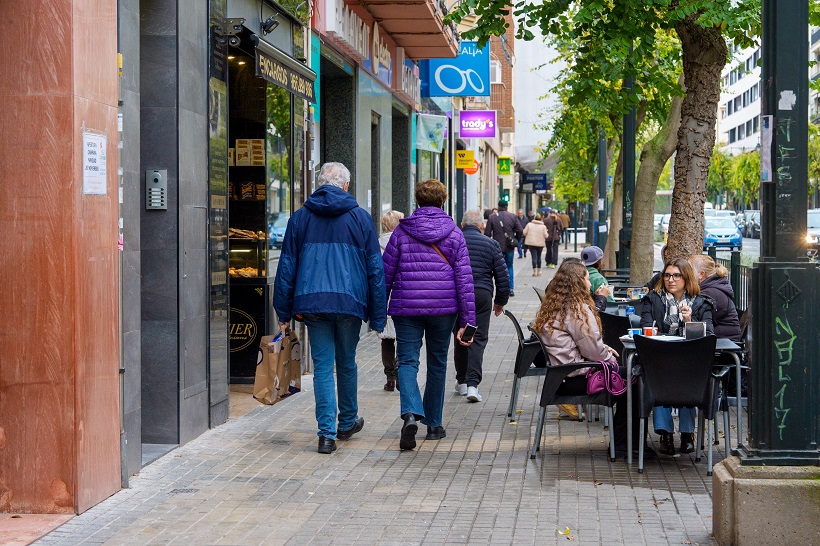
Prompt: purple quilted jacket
<box><xmin>383</xmin><ymin>207</ymin><xmax>476</xmax><ymax>327</ymax></box>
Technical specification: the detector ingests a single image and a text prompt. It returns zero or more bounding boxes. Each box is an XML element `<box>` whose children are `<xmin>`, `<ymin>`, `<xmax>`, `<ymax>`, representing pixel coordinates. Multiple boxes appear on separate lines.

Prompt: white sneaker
<box><xmin>466</xmin><ymin>386</ymin><xmax>482</xmax><ymax>402</ymax></box>
<box><xmin>455</xmin><ymin>382</ymin><xmax>468</xmax><ymax>396</ymax></box>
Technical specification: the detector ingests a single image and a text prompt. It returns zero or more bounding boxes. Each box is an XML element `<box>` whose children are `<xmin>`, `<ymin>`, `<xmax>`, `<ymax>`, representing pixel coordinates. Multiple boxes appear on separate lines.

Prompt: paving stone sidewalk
<box><xmin>38</xmin><ymin>248</ymin><xmax>730</xmax><ymax>545</ymax></box>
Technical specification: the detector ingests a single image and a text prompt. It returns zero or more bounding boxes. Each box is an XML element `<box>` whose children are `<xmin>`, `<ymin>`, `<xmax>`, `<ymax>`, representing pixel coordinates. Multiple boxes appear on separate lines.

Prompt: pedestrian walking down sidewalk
<box><xmin>35</xmin><ymin>253</ymin><xmax>726</xmax><ymax>546</ymax></box>
<box><xmin>378</xmin><ymin>210</ymin><xmax>405</xmax><ymax>392</ymax></box>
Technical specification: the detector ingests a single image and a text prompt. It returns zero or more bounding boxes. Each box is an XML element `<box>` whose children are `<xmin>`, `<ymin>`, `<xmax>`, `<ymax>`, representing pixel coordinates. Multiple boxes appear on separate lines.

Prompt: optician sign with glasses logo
<box><xmin>420</xmin><ymin>41</ymin><xmax>490</xmax><ymax>97</ymax></box>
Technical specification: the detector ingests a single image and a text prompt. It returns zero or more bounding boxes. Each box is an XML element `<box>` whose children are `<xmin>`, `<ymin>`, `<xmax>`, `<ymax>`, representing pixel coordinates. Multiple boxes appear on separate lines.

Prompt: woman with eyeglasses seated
<box><xmin>640</xmin><ymin>258</ymin><xmax>715</xmax><ymax>456</ymax></box>
<box><xmin>534</xmin><ymin>260</ymin><xmax>645</xmax><ymax>458</ymax></box>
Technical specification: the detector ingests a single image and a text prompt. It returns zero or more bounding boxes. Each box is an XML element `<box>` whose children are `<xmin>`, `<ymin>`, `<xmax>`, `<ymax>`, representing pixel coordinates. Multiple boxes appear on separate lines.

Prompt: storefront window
<box><xmin>266</xmin><ymin>83</ymin><xmax>291</xmax><ymax>276</ymax></box>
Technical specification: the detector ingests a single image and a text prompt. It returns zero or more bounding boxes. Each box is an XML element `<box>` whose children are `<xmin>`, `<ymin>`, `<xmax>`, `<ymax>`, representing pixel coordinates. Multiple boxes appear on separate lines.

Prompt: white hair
<box><xmin>317</xmin><ymin>162</ymin><xmax>350</xmax><ymax>188</ymax></box>
<box><xmin>462</xmin><ymin>209</ymin><xmax>484</xmax><ymax>228</ymax></box>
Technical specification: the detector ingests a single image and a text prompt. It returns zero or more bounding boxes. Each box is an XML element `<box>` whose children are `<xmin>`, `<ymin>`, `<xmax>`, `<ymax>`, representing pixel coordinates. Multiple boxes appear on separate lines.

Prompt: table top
<box><xmin>619</xmin><ymin>335</ymin><xmax>741</xmax><ymax>352</ymax></box>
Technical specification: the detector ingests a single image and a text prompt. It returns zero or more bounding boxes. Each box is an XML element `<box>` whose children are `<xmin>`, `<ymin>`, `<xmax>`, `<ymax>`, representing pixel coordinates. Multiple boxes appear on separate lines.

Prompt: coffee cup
<box><xmin>627</xmin><ymin>328</ymin><xmax>642</xmax><ymax>338</ymax></box>
<box><xmin>642</xmin><ymin>327</ymin><xmax>657</xmax><ymax>336</ymax></box>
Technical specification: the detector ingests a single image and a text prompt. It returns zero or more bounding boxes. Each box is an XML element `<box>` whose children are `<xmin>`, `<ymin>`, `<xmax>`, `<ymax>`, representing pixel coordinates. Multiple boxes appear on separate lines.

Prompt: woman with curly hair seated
<box><xmin>533</xmin><ymin>259</ymin><xmax>644</xmax><ymax>457</ymax></box>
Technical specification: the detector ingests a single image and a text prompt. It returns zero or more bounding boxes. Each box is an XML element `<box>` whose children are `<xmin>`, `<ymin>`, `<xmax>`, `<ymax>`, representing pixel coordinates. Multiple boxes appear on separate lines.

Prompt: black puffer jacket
<box><xmin>463</xmin><ymin>225</ymin><xmax>510</xmax><ymax>306</ymax></box>
<box><xmin>700</xmin><ymin>274</ymin><xmax>741</xmax><ymax>341</ymax></box>
<box><xmin>640</xmin><ymin>290</ymin><xmax>715</xmax><ymax>336</ymax></box>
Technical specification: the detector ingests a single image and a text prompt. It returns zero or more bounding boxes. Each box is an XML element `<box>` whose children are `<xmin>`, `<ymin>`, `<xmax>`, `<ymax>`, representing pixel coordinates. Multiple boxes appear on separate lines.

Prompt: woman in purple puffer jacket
<box><xmin>383</xmin><ymin>179</ymin><xmax>476</xmax><ymax>451</ymax></box>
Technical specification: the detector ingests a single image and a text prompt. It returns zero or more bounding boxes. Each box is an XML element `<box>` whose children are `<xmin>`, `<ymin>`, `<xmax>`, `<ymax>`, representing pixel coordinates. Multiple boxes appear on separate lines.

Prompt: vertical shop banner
<box><xmin>421</xmin><ymin>41</ymin><xmax>490</xmax><ymax>97</ymax></box>
<box><xmin>458</xmin><ymin>110</ymin><xmax>497</xmax><ymax>139</ymax></box>
<box><xmin>416</xmin><ymin>114</ymin><xmax>448</xmax><ymax>152</ymax></box>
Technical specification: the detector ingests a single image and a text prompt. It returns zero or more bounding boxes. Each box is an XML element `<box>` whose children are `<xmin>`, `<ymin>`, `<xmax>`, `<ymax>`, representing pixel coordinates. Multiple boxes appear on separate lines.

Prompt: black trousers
<box><xmin>556</xmin><ymin>368</ymin><xmax>639</xmax><ymax>451</ymax></box>
<box><xmin>528</xmin><ymin>245</ymin><xmax>543</xmax><ymax>268</ymax></box>
<box><xmin>453</xmin><ymin>288</ymin><xmax>493</xmax><ymax>387</ymax></box>
<box><xmin>381</xmin><ymin>339</ymin><xmax>397</xmax><ymax>380</ymax></box>
<box><xmin>545</xmin><ymin>240</ymin><xmax>560</xmax><ymax>265</ymax></box>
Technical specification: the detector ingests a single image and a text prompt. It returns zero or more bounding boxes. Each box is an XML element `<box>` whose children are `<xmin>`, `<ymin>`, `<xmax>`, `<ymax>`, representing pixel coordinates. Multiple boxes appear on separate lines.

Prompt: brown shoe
<box><xmin>384</xmin><ymin>380</ymin><xmax>395</xmax><ymax>392</ymax></box>
<box><xmin>658</xmin><ymin>431</ymin><xmax>676</xmax><ymax>455</ymax></box>
<box><xmin>679</xmin><ymin>433</ymin><xmax>695</xmax><ymax>454</ymax></box>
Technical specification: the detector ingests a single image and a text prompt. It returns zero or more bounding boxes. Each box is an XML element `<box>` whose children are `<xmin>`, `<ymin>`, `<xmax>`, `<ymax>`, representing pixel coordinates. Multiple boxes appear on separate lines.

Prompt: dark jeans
<box><xmin>453</xmin><ymin>289</ymin><xmax>492</xmax><ymax>387</ymax></box>
<box><xmin>381</xmin><ymin>338</ymin><xmax>397</xmax><ymax>380</ymax></box>
<box><xmin>528</xmin><ymin>246</ymin><xmax>543</xmax><ymax>268</ymax></box>
<box><xmin>503</xmin><ymin>251</ymin><xmax>515</xmax><ymax>289</ymax></box>
<box><xmin>556</xmin><ymin>368</ymin><xmax>639</xmax><ymax>451</ymax></box>
<box><xmin>545</xmin><ymin>240</ymin><xmax>560</xmax><ymax>266</ymax></box>
<box><xmin>394</xmin><ymin>314</ymin><xmax>457</xmax><ymax>428</ymax></box>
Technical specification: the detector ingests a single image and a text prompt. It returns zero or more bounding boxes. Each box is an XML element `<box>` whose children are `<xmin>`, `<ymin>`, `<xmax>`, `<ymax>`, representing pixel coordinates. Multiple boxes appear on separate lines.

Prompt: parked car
<box><xmin>715</xmin><ymin>210</ymin><xmax>738</xmax><ymax>224</ymax></box>
<box><xmin>703</xmin><ymin>217</ymin><xmax>743</xmax><ymax>251</ymax></box>
<box><xmin>742</xmin><ymin>210</ymin><xmax>760</xmax><ymax>239</ymax></box>
<box><xmin>269</xmin><ymin>213</ymin><xmax>290</xmax><ymax>248</ymax></box>
<box><xmin>807</xmin><ymin>209</ymin><xmax>820</xmax><ymax>250</ymax></box>
<box><xmin>660</xmin><ymin>213</ymin><xmax>671</xmax><ymax>242</ymax></box>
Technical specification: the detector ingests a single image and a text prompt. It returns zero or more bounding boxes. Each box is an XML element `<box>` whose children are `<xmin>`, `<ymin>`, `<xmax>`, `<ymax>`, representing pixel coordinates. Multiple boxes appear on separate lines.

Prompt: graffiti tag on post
<box><xmin>773</xmin><ymin>315</ymin><xmax>795</xmax><ymax>440</ymax></box>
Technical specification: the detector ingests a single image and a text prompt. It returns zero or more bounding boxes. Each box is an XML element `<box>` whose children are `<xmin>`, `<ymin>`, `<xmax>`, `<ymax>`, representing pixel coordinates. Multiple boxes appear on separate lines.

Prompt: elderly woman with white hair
<box><xmin>378</xmin><ymin>210</ymin><xmax>405</xmax><ymax>392</ymax></box>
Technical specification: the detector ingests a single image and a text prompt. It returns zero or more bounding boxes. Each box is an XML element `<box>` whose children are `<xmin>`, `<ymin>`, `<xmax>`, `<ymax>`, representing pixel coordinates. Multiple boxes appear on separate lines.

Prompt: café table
<box><xmin>620</xmin><ymin>334</ymin><xmax>743</xmax><ymax>464</ymax></box>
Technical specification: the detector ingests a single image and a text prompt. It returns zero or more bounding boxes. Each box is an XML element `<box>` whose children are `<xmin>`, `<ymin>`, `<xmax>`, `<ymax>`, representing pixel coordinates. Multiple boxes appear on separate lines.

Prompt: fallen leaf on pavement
<box><xmin>558</xmin><ymin>527</ymin><xmax>571</xmax><ymax>535</ymax></box>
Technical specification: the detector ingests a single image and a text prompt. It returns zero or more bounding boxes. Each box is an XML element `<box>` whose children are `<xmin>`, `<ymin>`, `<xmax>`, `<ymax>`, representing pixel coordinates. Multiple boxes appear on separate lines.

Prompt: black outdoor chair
<box><xmin>599</xmin><ymin>311</ymin><xmax>630</xmax><ymax>366</ymax></box>
<box><xmin>527</xmin><ymin>326</ymin><xmax>616</xmax><ymax>461</ymax></box>
<box><xmin>633</xmin><ymin>335</ymin><xmax>730</xmax><ymax>476</ymax></box>
<box><xmin>503</xmin><ymin>310</ymin><xmax>546</xmax><ymax>422</ymax></box>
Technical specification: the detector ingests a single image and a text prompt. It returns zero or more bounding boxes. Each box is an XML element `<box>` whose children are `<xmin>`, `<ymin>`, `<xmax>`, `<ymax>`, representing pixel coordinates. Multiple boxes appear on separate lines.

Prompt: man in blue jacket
<box><xmin>274</xmin><ymin>162</ymin><xmax>386</xmax><ymax>454</ymax></box>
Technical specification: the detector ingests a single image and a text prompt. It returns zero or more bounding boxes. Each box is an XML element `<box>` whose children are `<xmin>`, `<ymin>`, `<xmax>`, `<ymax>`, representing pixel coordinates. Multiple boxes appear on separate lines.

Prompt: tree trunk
<box><xmin>631</xmin><ymin>75</ymin><xmax>685</xmax><ymax>283</ymax></box>
<box><xmin>667</xmin><ymin>17</ymin><xmax>727</xmax><ymax>260</ymax></box>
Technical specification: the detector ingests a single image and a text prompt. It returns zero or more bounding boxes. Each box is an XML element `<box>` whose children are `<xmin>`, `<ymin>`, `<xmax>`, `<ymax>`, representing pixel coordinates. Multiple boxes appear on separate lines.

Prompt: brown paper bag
<box><xmin>253</xmin><ymin>334</ymin><xmax>280</xmax><ymax>405</ymax></box>
<box><xmin>253</xmin><ymin>330</ymin><xmax>301</xmax><ymax>405</ymax></box>
<box><xmin>275</xmin><ymin>331</ymin><xmax>301</xmax><ymax>401</ymax></box>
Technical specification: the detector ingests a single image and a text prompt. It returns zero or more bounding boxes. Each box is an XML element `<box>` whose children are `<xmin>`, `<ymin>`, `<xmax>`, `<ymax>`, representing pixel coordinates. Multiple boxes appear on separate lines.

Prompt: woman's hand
<box><xmin>605</xmin><ymin>345</ymin><xmax>619</xmax><ymax>359</ymax></box>
<box><xmin>680</xmin><ymin>303</ymin><xmax>692</xmax><ymax>323</ymax></box>
<box><xmin>456</xmin><ymin>327</ymin><xmax>473</xmax><ymax>346</ymax></box>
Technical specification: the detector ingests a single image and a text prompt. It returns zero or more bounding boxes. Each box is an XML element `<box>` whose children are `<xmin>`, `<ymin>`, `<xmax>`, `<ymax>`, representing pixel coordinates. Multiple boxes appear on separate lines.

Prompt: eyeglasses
<box><xmin>663</xmin><ymin>273</ymin><xmax>683</xmax><ymax>280</ymax></box>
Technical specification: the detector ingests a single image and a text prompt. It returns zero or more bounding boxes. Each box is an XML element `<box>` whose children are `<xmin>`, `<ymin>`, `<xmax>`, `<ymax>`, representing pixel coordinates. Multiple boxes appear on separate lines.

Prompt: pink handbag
<box><xmin>586</xmin><ymin>360</ymin><xmax>628</xmax><ymax>396</ymax></box>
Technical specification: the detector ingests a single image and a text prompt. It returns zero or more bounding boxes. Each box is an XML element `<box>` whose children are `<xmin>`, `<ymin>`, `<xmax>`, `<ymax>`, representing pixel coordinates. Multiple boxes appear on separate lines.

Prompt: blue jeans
<box><xmin>303</xmin><ymin>313</ymin><xmax>362</xmax><ymax>439</ymax></box>
<box><xmin>517</xmin><ymin>238</ymin><xmax>524</xmax><ymax>258</ymax></box>
<box><xmin>503</xmin><ymin>251</ymin><xmax>515</xmax><ymax>290</ymax></box>
<box><xmin>393</xmin><ymin>314</ymin><xmax>457</xmax><ymax>428</ymax></box>
<box><xmin>653</xmin><ymin>406</ymin><xmax>696</xmax><ymax>434</ymax></box>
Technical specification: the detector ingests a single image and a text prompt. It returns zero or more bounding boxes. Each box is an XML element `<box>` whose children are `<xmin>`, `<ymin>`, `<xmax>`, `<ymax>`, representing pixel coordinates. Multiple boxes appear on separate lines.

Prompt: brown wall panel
<box><xmin>0</xmin><ymin>0</ymin><xmax>120</xmax><ymax>514</ymax></box>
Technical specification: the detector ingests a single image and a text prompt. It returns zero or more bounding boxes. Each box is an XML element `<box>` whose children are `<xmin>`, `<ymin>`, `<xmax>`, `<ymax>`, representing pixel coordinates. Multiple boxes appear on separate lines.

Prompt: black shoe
<box><xmin>425</xmin><ymin>426</ymin><xmax>446</xmax><ymax>440</ymax></box>
<box><xmin>318</xmin><ymin>437</ymin><xmax>337</xmax><ymax>454</ymax></box>
<box><xmin>384</xmin><ymin>380</ymin><xmax>395</xmax><ymax>392</ymax></box>
<box><xmin>509</xmin><ymin>290</ymin><xmax>515</xmax><ymax>297</ymax></box>
<box><xmin>400</xmin><ymin>414</ymin><xmax>418</xmax><ymax>451</ymax></box>
<box><xmin>337</xmin><ymin>416</ymin><xmax>364</xmax><ymax>440</ymax></box>
<box><xmin>679</xmin><ymin>433</ymin><xmax>695</xmax><ymax>454</ymax></box>
<box><xmin>658</xmin><ymin>432</ymin><xmax>676</xmax><ymax>456</ymax></box>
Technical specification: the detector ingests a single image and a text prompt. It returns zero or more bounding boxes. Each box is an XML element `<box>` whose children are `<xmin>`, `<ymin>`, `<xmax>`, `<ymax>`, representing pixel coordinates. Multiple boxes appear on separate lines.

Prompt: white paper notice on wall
<box><xmin>368</xmin><ymin>189</ymin><xmax>372</xmax><ymax>209</ymax></box>
<box><xmin>760</xmin><ymin>115</ymin><xmax>773</xmax><ymax>182</ymax></box>
<box><xmin>83</xmin><ymin>132</ymin><xmax>107</xmax><ymax>195</ymax></box>
<box><xmin>778</xmin><ymin>90</ymin><xmax>796</xmax><ymax>111</ymax></box>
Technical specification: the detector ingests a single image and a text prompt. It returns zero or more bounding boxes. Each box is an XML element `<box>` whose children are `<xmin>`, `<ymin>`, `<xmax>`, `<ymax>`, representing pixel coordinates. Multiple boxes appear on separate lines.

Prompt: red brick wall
<box><xmin>490</xmin><ymin>14</ymin><xmax>516</xmax><ymax>132</ymax></box>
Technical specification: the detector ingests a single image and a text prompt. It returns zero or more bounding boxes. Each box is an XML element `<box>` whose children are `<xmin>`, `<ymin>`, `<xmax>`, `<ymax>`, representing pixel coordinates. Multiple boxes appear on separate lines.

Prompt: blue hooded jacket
<box><xmin>273</xmin><ymin>185</ymin><xmax>386</xmax><ymax>331</ymax></box>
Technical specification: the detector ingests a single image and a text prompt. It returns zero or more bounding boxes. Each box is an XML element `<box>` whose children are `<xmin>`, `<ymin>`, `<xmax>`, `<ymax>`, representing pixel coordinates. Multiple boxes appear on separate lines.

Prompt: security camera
<box><xmin>261</xmin><ymin>15</ymin><xmax>279</xmax><ymax>35</ymax></box>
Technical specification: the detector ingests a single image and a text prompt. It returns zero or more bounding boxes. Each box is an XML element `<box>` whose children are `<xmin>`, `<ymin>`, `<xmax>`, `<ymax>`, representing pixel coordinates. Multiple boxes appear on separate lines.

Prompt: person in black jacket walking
<box><xmin>453</xmin><ymin>210</ymin><xmax>510</xmax><ymax>402</ymax></box>
<box><xmin>484</xmin><ymin>200</ymin><xmax>523</xmax><ymax>295</ymax></box>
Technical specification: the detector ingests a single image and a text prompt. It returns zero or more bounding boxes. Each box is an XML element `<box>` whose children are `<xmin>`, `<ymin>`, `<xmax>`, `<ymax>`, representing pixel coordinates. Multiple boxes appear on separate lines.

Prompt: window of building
<box><xmin>490</xmin><ymin>60</ymin><xmax>502</xmax><ymax>84</ymax></box>
<box><xmin>753</xmin><ymin>115</ymin><xmax>759</xmax><ymax>133</ymax></box>
<box><xmin>727</xmin><ymin>101</ymin><xmax>733</xmax><ymax>115</ymax></box>
<box><xmin>729</xmin><ymin>128</ymin><xmax>736</xmax><ymax>143</ymax></box>
<box><xmin>734</xmin><ymin>96</ymin><xmax>741</xmax><ymax>111</ymax></box>
<box><xmin>738</xmin><ymin>124</ymin><xmax>746</xmax><ymax>140</ymax></box>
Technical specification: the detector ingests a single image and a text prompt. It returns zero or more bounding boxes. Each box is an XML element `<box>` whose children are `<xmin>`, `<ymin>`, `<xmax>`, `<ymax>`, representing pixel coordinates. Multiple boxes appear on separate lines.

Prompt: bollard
<box><xmin>707</xmin><ymin>246</ymin><xmax>717</xmax><ymax>259</ymax></box>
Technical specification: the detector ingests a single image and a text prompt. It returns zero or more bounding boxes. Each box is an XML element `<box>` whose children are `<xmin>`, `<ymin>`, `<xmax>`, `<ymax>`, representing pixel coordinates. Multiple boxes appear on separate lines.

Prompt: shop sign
<box><xmin>455</xmin><ymin>150</ymin><xmax>474</xmax><ymax>169</ymax></box>
<box><xmin>229</xmin><ymin>307</ymin><xmax>258</xmax><ymax>352</ymax></box>
<box><xmin>498</xmin><ymin>156</ymin><xmax>511</xmax><ymax>175</ymax></box>
<box><xmin>256</xmin><ymin>49</ymin><xmax>317</xmax><ymax>103</ymax></box>
<box><xmin>324</xmin><ymin>0</ymin><xmax>371</xmax><ymax>60</ymax></box>
<box><xmin>394</xmin><ymin>48</ymin><xmax>421</xmax><ymax>109</ymax></box>
<box><xmin>522</xmin><ymin>173</ymin><xmax>548</xmax><ymax>192</ymax></box>
<box><xmin>421</xmin><ymin>41</ymin><xmax>490</xmax><ymax>97</ymax></box>
<box><xmin>464</xmin><ymin>160</ymin><xmax>480</xmax><ymax>175</ymax></box>
<box><xmin>459</xmin><ymin>110</ymin><xmax>497</xmax><ymax>139</ymax></box>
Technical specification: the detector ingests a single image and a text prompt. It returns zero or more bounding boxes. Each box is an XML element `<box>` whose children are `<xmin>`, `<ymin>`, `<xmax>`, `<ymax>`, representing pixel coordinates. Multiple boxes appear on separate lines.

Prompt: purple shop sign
<box><xmin>459</xmin><ymin>110</ymin><xmax>497</xmax><ymax>139</ymax></box>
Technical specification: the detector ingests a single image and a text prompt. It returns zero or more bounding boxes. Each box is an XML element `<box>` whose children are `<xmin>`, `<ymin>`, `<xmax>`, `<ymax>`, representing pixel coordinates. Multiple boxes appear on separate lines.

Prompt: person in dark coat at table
<box><xmin>688</xmin><ymin>255</ymin><xmax>741</xmax><ymax>342</ymax></box>
<box><xmin>452</xmin><ymin>209</ymin><xmax>510</xmax><ymax>403</ymax></box>
<box><xmin>640</xmin><ymin>257</ymin><xmax>715</xmax><ymax>456</ymax></box>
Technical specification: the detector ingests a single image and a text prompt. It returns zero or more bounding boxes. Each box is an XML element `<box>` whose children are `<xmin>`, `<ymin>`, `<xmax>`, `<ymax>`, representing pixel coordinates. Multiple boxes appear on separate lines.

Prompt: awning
<box><xmin>251</xmin><ymin>34</ymin><xmax>317</xmax><ymax>103</ymax></box>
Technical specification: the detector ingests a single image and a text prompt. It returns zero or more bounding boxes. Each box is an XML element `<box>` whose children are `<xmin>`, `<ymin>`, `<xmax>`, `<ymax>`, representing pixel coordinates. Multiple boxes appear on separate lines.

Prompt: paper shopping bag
<box><xmin>253</xmin><ymin>333</ymin><xmax>282</xmax><ymax>405</ymax></box>
<box><xmin>275</xmin><ymin>330</ymin><xmax>301</xmax><ymax>401</ymax></box>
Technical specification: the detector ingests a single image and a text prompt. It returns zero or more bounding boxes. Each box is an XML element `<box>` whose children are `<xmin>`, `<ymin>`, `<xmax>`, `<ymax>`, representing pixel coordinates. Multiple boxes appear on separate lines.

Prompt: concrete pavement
<box><xmin>36</xmin><ymin>248</ymin><xmax>733</xmax><ymax>545</ymax></box>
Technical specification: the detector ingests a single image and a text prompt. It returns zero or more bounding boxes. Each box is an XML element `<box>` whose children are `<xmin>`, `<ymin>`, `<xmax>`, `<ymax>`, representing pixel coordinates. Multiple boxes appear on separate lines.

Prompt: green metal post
<box><xmin>730</xmin><ymin>250</ymin><xmax>741</xmax><ymax>307</ymax></box>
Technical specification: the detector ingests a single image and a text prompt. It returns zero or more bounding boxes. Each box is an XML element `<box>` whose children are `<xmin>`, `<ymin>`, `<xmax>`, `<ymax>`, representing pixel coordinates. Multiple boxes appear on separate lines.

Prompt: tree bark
<box><xmin>631</xmin><ymin>75</ymin><xmax>685</xmax><ymax>283</ymax></box>
<box><xmin>667</xmin><ymin>17</ymin><xmax>727</xmax><ymax>260</ymax></box>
